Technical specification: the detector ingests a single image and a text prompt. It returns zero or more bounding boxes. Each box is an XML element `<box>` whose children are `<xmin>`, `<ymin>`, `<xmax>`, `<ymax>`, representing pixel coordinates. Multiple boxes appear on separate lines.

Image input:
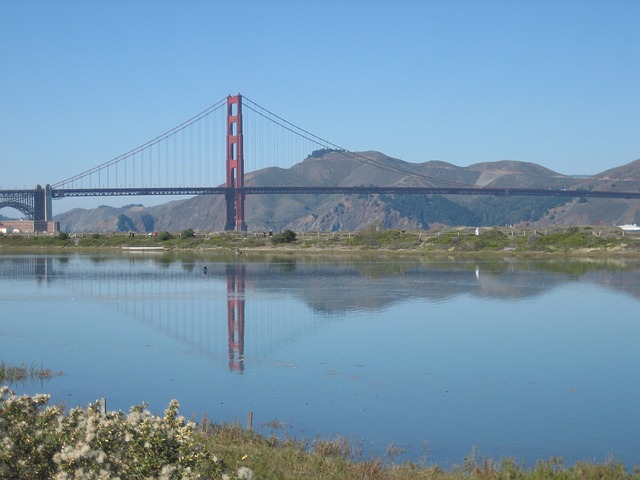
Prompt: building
<box><xmin>0</xmin><ymin>220</ymin><xmax>59</xmax><ymax>234</ymax></box>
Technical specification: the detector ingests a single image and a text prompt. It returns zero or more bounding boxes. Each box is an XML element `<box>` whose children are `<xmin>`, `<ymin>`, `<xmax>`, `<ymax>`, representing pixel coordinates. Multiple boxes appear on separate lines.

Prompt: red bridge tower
<box><xmin>225</xmin><ymin>94</ymin><xmax>246</xmax><ymax>231</ymax></box>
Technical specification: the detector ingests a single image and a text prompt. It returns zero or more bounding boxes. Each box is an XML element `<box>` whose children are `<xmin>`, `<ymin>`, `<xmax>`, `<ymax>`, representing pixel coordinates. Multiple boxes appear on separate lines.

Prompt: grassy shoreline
<box><xmin>2</xmin><ymin>225</ymin><xmax>640</xmax><ymax>258</ymax></box>
<box><xmin>199</xmin><ymin>421</ymin><xmax>638</xmax><ymax>480</ymax></box>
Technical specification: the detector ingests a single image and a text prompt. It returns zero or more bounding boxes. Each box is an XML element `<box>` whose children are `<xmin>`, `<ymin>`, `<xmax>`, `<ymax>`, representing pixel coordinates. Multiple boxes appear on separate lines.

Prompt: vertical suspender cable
<box><xmin>181</xmin><ymin>130</ymin><xmax>185</xmax><ymax>187</ymax></box>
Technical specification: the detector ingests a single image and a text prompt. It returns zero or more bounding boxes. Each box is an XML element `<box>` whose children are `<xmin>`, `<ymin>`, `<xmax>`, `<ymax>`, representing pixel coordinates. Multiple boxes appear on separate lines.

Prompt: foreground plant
<box><xmin>0</xmin><ymin>386</ymin><xmax>225</xmax><ymax>479</ymax></box>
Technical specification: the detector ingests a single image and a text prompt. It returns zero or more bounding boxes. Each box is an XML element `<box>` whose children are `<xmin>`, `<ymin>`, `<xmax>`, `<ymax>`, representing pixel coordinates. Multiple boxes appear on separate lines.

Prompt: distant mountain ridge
<box><xmin>54</xmin><ymin>152</ymin><xmax>640</xmax><ymax>232</ymax></box>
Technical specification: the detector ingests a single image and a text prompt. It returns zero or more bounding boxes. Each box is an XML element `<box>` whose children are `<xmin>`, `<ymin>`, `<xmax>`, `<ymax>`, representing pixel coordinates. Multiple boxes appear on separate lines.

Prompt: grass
<box><xmin>196</xmin><ymin>420</ymin><xmax>638</xmax><ymax>480</ymax></box>
<box><xmin>0</xmin><ymin>362</ymin><xmax>61</xmax><ymax>383</ymax></box>
<box><xmin>3</xmin><ymin>225</ymin><xmax>640</xmax><ymax>256</ymax></box>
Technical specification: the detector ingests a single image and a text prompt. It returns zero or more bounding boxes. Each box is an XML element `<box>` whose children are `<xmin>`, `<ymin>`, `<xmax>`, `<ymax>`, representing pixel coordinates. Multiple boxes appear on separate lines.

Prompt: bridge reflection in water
<box><xmin>1</xmin><ymin>255</ymin><xmax>330</xmax><ymax>374</ymax></box>
<box><xmin>226</xmin><ymin>264</ymin><xmax>245</xmax><ymax>372</ymax></box>
<box><xmin>5</xmin><ymin>254</ymin><xmax>640</xmax><ymax>375</ymax></box>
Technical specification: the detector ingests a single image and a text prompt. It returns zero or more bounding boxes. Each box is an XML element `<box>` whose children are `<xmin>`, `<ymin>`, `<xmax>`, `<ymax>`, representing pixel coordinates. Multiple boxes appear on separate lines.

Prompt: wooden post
<box><xmin>247</xmin><ymin>411</ymin><xmax>253</xmax><ymax>431</ymax></box>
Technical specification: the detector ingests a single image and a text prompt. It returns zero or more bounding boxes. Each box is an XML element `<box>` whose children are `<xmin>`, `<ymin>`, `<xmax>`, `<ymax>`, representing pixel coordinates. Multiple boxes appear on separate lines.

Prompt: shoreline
<box><xmin>2</xmin><ymin>225</ymin><xmax>640</xmax><ymax>259</ymax></box>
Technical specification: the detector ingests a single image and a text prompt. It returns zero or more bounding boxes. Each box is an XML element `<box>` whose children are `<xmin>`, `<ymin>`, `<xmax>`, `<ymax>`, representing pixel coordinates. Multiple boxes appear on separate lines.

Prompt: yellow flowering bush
<box><xmin>0</xmin><ymin>386</ymin><xmax>225</xmax><ymax>479</ymax></box>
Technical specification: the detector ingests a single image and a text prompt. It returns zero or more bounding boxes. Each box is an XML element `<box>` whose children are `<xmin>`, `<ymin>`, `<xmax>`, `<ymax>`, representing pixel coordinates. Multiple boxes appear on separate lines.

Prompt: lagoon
<box><xmin>1</xmin><ymin>253</ymin><xmax>639</xmax><ymax>468</ymax></box>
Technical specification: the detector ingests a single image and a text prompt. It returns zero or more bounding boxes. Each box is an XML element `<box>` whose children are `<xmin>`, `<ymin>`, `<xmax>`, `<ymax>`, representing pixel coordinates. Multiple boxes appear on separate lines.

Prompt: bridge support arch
<box><xmin>225</xmin><ymin>94</ymin><xmax>246</xmax><ymax>231</ymax></box>
<box><xmin>0</xmin><ymin>185</ymin><xmax>51</xmax><ymax>221</ymax></box>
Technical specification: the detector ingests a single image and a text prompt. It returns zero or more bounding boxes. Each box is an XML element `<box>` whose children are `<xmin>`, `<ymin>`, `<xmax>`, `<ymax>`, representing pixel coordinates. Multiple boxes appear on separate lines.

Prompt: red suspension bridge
<box><xmin>2</xmin><ymin>94</ymin><xmax>640</xmax><ymax>232</ymax></box>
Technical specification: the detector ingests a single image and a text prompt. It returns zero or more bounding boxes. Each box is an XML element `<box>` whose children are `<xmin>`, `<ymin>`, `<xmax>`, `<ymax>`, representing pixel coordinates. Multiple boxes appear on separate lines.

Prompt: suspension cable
<box><xmin>52</xmin><ymin>97</ymin><xmax>228</xmax><ymax>188</ymax></box>
<box><xmin>242</xmin><ymin>96</ymin><xmax>475</xmax><ymax>188</ymax></box>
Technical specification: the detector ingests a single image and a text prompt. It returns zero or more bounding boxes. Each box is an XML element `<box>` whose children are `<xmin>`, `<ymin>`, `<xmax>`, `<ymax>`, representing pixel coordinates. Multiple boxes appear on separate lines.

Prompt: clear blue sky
<box><xmin>1</xmin><ymin>0</ymin><xmax>639</xmax><ymax>210</ymax></box>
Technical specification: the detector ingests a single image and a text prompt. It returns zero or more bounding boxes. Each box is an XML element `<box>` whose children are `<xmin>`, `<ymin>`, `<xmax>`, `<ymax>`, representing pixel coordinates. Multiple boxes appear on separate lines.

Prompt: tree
<box><xmin>272</xmin><ymin>229</ymin><xmax>296</xmax><ymax>243</ymax></box>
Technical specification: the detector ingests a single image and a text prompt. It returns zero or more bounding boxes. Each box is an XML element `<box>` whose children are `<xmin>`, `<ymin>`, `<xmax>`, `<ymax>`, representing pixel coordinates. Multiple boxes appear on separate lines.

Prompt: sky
<box><xmin>1</xmin><ymin>0</ymin><xmax>639</xmax><ymax>213</ymax></box>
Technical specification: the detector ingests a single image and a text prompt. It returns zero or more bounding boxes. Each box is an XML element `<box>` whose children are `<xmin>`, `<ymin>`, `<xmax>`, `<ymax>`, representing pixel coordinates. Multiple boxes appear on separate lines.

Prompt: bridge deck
<box><xmin>47</xmin><ymin>186</ymin><xmax>640</xmax><ymax>200</ymax></box>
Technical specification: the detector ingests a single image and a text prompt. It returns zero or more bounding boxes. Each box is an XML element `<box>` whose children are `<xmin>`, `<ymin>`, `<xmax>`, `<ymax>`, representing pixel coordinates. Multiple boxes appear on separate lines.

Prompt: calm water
<box><xmin>1</xmin><ymin>253</ymin><xmax>639</xmax><ymax>468</ymax></box>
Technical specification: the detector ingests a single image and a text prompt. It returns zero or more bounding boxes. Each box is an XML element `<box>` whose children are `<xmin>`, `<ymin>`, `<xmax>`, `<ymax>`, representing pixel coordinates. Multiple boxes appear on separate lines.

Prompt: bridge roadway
<box><xmin>50</xmin><ymin>186</ymin><xmax>640</xmax><ymax>200</ymax></box>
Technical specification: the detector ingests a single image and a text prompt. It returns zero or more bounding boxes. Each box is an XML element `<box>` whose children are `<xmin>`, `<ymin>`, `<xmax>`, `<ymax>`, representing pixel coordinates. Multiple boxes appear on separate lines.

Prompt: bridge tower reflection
<box><xmin>226</xmin><ymin>264</ymin><xmax>246</xmax><ymax>372</ymax></box>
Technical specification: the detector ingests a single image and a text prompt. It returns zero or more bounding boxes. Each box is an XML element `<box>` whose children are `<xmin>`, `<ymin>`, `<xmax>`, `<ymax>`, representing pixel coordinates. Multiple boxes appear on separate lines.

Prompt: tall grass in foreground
<box><xmin>199</xmin><ymin>418</ymin><xmax>638</xmax><ymax>480</ymax></box>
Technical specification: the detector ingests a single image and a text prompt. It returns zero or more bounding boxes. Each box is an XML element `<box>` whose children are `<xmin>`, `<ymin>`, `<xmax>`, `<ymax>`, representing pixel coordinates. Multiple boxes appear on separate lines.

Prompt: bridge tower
<box><xmin>33</xmin><ymin>184</ymin><xmax>53</xmax><ymax>222</ymax></box>
<box><xmin>225</xmin><ymin>94</ymin><xmax>246</xmax><ymax>231</ymax></box>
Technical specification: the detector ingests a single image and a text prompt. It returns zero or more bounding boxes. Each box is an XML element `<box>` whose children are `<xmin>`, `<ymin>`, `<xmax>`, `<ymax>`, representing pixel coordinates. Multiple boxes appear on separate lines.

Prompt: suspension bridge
<box><xmin>2</xmin><ymin>93</ymin><xmax>640</xmax><ymax>232</ymax></box>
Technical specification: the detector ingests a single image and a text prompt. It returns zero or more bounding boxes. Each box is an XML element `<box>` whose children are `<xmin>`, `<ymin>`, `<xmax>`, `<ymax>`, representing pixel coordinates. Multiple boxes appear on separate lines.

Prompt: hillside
<box><xmin>531</xmin><ymin>158</ymin><xmax>640</xmax><ymax>228</ymax></box>
<box><xmin>53</xmin><ymin>152</ymin><xmax>640</xmax><ymax>233</ymax></box>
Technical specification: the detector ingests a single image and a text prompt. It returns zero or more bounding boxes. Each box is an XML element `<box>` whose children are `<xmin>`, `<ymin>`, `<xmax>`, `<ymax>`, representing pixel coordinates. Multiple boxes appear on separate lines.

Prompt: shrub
<box><xmin>0</xmin><ymin>386</ymin><xmax>225</xmax><ymax>479</ymax></box>
<box><xmin>181</xmin><ymin>229</ymin><xmax>196</xmax><ymax>239</ymax></box>
<box><xmin>272</xmin><ymin>229</ymin><xmax>296</xmax><ymax>244</ymax></box>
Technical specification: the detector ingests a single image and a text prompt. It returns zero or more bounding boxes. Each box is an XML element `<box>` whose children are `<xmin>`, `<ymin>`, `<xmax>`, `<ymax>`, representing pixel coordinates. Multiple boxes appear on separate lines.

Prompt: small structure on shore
<box><xmin>617</xmin><ymin>224</ymin><xmax>640</xmax><ymax>233</ymax></box>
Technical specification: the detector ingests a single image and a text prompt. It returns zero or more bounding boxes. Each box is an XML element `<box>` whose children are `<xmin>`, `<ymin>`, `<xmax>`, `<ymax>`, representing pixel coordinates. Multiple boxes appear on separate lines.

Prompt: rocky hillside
<box><xmin>529</xmin><ymin>159</ymin><xmax>640</xmax><ymax>228</ymax></box>
<box><xmin>54</xmin><ymin>151</ymin><xmax>640</xmax><ymax>233</ymax></box>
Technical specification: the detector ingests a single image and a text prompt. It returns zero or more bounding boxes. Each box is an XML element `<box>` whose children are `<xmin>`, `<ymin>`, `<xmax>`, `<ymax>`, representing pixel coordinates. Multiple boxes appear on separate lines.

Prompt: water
<box><xmin>1</xmin><ymin>253</ymin><xmax>639</xmax><ymax>468</ymax></box>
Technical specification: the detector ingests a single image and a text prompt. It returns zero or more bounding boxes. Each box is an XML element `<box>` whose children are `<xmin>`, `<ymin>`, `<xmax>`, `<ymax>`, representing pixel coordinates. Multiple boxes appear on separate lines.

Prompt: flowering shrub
<box><xmin>0</xmin><ymin>386</ymin><xmax>225</xmax><ymax>479</ymax></box>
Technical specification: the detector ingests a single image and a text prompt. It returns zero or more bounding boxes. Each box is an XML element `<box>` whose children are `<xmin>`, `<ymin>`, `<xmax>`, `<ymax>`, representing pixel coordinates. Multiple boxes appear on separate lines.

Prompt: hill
<box><xmin>53</xmin><ymin>152</ymin><xmax>640</xmax><ymax>233</ymax></box>
<box><xmin>528</xmin><ymin>159</ymin><xmax>640</xmax><ymax>228</ymax></box>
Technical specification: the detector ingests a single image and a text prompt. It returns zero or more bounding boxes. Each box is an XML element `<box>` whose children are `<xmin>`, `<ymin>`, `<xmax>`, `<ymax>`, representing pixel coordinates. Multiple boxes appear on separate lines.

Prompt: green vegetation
<box><xmin>1</xmin><ymin>387</ymin><xmax>637</xmax><ymax>480</ymax></box>
<box><xmin>202</xmin><ymin>424</ymin><xmax>636</xmax><ymax>480</ymax></box>
<box><xmin>307</xmin><ymin>148</ymin><xmax>344</xmax><ymax>158</ymax></box>
<box><xmin>531</xmin><ymin>226</ymin><xmax>615</xmax><ymax>251</ymax></box>
<box><xmin>420</xmin><ymin>226</ymin><xmax>639</xmax><ymax>255</ymax></box>
<box><xmin>1</xmin><ymin>225</ymin><xmax>639</xmax><ymax>256</ymax></box>
<box><xmin>180</xmin><ymin>228</ymin><xmax>196</xmax><ymax>239</ymax></box>
<box><xmin>467</xmin><ymin>196</ymin><xmax>568</xmax><ymax>225</ymax></box>
<box><xmin>271</xmin><ymin>229</ymin><xmax>296</xmax><ymax>244</ymax></box>
<box><xmin>380</xmin><ymin>195</ymin><xmax>568</xmax><ymax>228</ymax></box>
<box><xmin>346</xmin><ymin>224</ymin><xmax>422</xmax><ymax>249</ymax></box>
<box><xmin>382</xmin><ymin>194</ymin><xmax>480</xmax><ymax>226</ymax></box>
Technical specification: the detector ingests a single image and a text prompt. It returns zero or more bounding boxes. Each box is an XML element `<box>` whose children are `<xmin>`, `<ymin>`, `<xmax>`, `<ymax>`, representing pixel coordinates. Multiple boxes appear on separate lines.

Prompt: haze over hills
<box><xmin>53</xmin><ymin>151</ymin><xmax>640</xmax><ymax>233</ymax></box>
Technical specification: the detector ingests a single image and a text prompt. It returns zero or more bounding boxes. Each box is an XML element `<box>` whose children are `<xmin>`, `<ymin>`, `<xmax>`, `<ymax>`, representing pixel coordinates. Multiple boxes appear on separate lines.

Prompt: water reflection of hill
<box><xmin>2</xmin><ymin>255</ymin><xmax>640</xmax><ymax>313</ymax></box>
<box><xmin>583</xmin><ymin>269</ymin><xmax>640</xmax><ymax>301</ymax></box>
<box><xmin>209</xmin><ymin>259</ymin><xmax>640</xmax><ymax>313</ymax></box>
